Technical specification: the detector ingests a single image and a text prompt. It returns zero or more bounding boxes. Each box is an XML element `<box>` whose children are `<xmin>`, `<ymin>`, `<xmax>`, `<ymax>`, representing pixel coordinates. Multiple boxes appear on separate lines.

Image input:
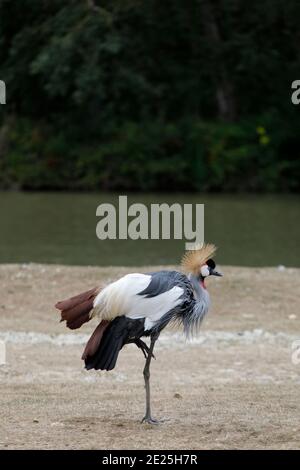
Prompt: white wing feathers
<box><xmin>91</xmin><ymin>273</ymin><xmax>184</xmax><ymax>329</ymax></box>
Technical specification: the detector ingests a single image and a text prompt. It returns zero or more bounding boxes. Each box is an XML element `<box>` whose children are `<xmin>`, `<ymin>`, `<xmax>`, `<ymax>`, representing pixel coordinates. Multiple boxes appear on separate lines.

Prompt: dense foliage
<box><xmin>0</xmin><ymin>0</ymin><xmax>299</xmax><ymax>191</ymax></box>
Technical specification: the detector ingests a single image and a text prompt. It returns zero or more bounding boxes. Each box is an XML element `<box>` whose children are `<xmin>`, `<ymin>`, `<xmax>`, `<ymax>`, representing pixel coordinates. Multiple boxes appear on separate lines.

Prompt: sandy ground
<box><xmin>0</xmin><ymin>263</ymin><xmax>299</xmax><ymax>450</ymax></box>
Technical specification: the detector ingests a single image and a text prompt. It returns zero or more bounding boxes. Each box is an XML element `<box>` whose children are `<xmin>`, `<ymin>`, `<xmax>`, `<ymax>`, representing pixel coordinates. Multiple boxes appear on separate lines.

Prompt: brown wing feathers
<box><xmin>55</xmin><ymin>287</ymin><xmax>100</xmax><ymax>330</ymax></box>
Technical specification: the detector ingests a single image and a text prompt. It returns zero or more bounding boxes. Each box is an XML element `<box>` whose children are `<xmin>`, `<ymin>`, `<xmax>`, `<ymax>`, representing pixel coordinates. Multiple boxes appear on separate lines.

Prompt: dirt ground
<box><xmin>0</xmin><ymin>263</ymin><xmax>299</xmax><ymax>450</ymax></box>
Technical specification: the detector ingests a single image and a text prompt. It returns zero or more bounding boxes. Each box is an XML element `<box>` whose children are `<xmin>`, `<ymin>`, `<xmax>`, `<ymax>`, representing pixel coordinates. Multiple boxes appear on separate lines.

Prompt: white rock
<box><xmin>277</xmin><ymin>265</ymin><xmax>286</xmax><ymax>271</ymax></box>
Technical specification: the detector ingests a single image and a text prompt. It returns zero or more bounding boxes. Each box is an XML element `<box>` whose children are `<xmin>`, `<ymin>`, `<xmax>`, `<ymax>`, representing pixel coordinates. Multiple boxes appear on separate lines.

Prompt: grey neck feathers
<box><xmin>188</xmin><ymin>274</ymin><xmax>204</xmax><ymax>300</ymax></box>
<box><xmin>184</xmin><ymin>274</ymin><xmax>210</xmax><ymax>337</ymax></box>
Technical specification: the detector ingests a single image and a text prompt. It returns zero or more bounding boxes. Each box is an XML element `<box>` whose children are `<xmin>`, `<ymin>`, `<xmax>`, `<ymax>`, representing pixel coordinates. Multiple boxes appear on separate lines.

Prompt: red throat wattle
<box><xmin>200</xmin><ymin>279</ymin><xmax>206</xmax><ymax>289</ymax></box>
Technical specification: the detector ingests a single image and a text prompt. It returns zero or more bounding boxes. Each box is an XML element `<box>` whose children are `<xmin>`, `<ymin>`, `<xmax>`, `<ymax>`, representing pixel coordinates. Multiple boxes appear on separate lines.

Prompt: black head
<box><xmin>206</xmin><ymin>259</ymin><xmax>216</xmax><ymax>270</ymax></box>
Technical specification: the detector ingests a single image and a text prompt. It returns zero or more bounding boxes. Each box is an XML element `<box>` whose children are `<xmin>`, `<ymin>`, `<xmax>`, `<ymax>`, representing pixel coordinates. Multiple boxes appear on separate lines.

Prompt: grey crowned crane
<box><xmin>55</xmin><ymin>243</ymin><xmax>222</xmax><ymax>424</ymax></box>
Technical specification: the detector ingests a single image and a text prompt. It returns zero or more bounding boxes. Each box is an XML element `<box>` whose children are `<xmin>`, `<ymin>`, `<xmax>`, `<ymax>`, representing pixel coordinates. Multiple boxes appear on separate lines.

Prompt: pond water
<box><xmin>0</xmin><ymin>192</ymin><xmax>299</xmax><ymax>267</ymax></box>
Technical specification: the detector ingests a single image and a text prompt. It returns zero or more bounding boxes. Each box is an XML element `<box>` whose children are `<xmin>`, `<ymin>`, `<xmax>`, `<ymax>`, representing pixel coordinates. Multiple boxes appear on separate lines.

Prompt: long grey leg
<box><xmin>141</xmin><ymin>334</ymin><xmax>159</xmax><ymax>425</ymax></box>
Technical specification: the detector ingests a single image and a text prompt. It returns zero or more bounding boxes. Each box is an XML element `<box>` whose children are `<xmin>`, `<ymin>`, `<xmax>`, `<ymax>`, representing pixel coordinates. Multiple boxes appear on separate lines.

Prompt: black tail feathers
<box><xmin>84</xmin><ymin>317</ymin><xmax>127</xmax><ymax>371</ymax></box>
<box><xmin>84</xmin><ymin>316</ymin><xmax>146</xmax><ymax>371</ymax></box>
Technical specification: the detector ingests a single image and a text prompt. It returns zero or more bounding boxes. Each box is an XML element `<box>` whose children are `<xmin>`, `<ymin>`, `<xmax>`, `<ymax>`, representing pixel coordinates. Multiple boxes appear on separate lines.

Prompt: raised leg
<box><xmin>135</xmin><ymin>338</ymin><xmax>156</xmax><ymax>360</ymax></box>
<box><xmin>141</xmin><ymin>333</ymin><xmax>160</xmax><ymax>425</ymax></box>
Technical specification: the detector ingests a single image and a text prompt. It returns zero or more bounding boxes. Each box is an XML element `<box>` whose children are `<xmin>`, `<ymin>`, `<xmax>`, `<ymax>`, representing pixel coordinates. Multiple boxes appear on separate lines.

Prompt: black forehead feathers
<box><xmin>206</xmin><ymin>258</ymin><xmax>215</xmax><ymax>269</ymax></box>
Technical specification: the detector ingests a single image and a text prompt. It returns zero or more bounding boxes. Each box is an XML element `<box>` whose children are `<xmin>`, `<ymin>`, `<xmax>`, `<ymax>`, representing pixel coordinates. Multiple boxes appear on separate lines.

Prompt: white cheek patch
<box><xmin>200</xmin><ymin>265</ymin><xmax>210</xmax><ymax>277</ymax></box>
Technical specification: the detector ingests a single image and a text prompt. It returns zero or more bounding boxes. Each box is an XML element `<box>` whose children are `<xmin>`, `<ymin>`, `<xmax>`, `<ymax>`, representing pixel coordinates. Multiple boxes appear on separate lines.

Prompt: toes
<box><xmin>141</xmin><ymin>416</ymin><xmax>161</xmax><ymax>425</ymax></box>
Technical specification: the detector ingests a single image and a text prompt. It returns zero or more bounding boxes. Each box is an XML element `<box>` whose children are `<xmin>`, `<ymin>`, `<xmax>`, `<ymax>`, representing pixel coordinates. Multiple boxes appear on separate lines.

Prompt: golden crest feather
<box><xmin>181</xmin><ymin>243</ymin><xmax>217</xmax><ymax>275</ymax></box>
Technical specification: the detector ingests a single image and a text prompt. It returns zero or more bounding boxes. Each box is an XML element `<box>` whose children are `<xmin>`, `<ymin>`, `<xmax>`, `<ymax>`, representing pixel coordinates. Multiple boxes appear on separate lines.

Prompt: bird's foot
<box><xmin>141</xmin><ymin>416</ymin><xmax>165</xmax><ymax>425</ymax></box>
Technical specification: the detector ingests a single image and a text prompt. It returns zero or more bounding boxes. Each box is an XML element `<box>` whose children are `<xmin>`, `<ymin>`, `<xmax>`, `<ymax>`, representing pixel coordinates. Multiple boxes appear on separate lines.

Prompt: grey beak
<box><xmin>211</xmin><ymin>270</ymin><xmax>223</xmax><ymax>277</ymax></box>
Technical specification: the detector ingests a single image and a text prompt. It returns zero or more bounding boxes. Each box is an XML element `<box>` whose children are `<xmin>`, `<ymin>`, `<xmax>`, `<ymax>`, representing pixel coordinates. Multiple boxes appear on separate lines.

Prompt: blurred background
<box><xmin>0</xmin><ymin>0</ymin><xmax>299</xmax><ymax>267</ymax></box>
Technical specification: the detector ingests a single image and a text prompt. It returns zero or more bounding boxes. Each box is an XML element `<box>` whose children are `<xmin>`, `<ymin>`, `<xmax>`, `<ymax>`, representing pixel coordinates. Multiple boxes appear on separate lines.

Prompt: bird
<box><xmin>55</xmin><ymin>243</ymin><xmax>222</xmax><ymax>424</ymax></box>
